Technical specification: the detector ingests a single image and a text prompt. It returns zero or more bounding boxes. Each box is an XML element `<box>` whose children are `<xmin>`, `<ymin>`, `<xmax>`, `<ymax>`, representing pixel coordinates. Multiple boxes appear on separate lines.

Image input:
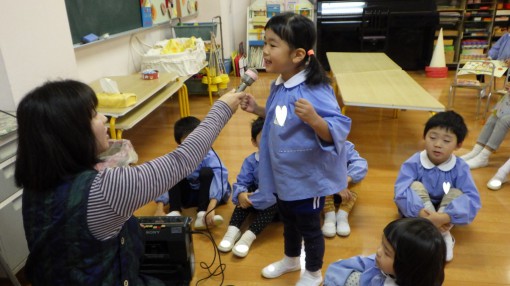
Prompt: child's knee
<box><xmin>410</xmin><ymin>181</ymin><xmax>430</xmax><ymax>200</ymax></box>
<box><xmin>440</xmin><ymin>188</ymin><xmax>463</xmax><ymax>208</ymax></box>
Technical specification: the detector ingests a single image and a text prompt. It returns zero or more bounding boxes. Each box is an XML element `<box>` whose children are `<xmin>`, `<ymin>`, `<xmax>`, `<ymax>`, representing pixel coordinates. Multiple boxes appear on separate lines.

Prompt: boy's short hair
<box><xmin>424</xmin><ymin>111</ymin><xmax>467</xmax><ymax>144</ymax></box>
<box><xmin>251</xmin><ymin>117</ymin><xmax>265</xmax><ymax>141</ymax></box>
<box><xmin>174</xmin><ymin>116</ymin><xmax>201</xmax><ymax>144</ymax></box>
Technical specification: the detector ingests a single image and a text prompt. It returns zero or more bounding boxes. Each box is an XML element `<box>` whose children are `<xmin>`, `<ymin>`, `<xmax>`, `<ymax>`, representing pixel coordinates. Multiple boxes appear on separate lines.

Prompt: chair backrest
<box><xmin>361</xmin><ymin>7</ymin><xmax>390</xmax><ymax>36</ymax></box>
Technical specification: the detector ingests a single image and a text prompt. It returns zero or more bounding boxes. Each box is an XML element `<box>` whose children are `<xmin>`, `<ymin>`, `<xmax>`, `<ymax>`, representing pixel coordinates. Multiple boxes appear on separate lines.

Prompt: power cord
<box><xmin>191</xmin><ymin>147</ymin><xmax>229</xmax><ymax>285</ymax></box>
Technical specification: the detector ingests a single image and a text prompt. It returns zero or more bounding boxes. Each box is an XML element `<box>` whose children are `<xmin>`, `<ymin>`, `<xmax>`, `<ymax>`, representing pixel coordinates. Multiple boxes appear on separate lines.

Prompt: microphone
<box><xmin>236</xmin><ymin>68</ymin><xmax>259</xmax><ymax>92</ymax></box>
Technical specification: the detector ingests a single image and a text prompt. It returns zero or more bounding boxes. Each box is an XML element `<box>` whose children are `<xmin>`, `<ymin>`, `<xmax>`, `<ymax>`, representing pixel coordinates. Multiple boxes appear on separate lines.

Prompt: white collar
<box><xmin>255</xmin><ymin>152</ymin><xmax>259</xmax><ymax>162</ymax></box>
<box><xmin>419</xmin><ymin>150</ymin><xmax>456</xmax><ymax>171</ymax></box>
<box><xmin>274</xmin><ymin>70</ymin><xmax>307</xmax><ymax>88</ymax></box>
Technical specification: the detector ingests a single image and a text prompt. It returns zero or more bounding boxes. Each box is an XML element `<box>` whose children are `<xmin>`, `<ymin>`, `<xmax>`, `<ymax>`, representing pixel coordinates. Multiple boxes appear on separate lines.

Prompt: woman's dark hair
<box><xmin>251</xmin><ymin>117</ymin><xmax>264</xmax><ymax>141</ymax></box>
<box><xmin>384</xmin><ymin>217</ymin><xmax>446</xmax><ymax>286</ymax></box>
<box><xmin>15</xmin><ymin>80</ymin><xmax>99</xmax><ymax>191</ymax></box>
<box><xmin>265</xmin><ymin>12</ymin><xmax>330</xmax><ymax>85</ymax></box>
<box><xmin>424</xmin><ymin>110</ymin><xmax>468</xmax><ymax>144</ymax></box>
<box><xmin>174</xmin><ymin>116</ymin><xmax>201</xmax><ymax>144</ymax></box>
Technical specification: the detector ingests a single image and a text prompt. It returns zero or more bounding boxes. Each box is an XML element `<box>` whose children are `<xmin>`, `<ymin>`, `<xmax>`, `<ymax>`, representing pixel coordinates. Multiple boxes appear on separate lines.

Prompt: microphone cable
<box><xmin>191</xmin><ymin>147</ymin><xmax>228</xmax><ymax>285</ymax></box>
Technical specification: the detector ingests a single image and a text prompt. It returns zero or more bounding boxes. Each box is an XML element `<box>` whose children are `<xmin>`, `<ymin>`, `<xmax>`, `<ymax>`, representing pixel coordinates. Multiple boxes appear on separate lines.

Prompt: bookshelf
<box><xmin>436</xmin><ymin>1</ymin><xmax>465</xmax><ymax>65</ymax></box>
<box><xmin>461</xmin><ymin>0</ymin><xmax>497</xmax><ymax>62</ymax></box>
<box><xmin>492</xmin><ymin>1</ymin><xmax>510</xmax><ymax>44</ymax></box>
<box><xmin>435</xmin><ymin>0</ymin><xmax>497</xmax><ymax>65</ymax></box>
<box><xmin>246</xmin><ymin>0</ymin><xmax>314</xmax><ymax>70</ymax></box>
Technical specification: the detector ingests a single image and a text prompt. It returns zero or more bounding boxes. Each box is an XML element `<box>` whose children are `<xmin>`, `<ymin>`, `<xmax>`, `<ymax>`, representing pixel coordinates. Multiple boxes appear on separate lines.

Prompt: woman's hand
<box><xmin>219</xmin><ymin>89</ymin><xmax>246</xmax><ymax>112</ymax></box>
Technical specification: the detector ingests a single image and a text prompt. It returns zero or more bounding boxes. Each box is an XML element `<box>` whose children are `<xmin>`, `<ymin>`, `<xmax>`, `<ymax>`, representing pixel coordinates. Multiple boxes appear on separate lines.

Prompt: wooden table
<box><xmin>327</xmin><ymin>52</ymin><xmax>402</xmax><ymax>75</ymax></box>
<box><xmin>335</xmin><ymin>70</ymin><xmax>445</xmax><ymax>113</ymax></box>
<box><xmin>327</xmin><ymin>52</ymin><xmax>445</xmax><ymax>115</ymax></box>
<box><xmin>89</xmin><ymin>72</ymin><xmax>191</xmax><ymax>139</ymax></box>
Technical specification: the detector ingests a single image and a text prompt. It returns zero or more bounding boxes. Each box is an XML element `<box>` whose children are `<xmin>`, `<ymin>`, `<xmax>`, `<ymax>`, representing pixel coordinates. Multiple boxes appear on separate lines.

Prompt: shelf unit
<box><xmin>246</xmin><ymin>0</ymin><xmax>314</xmax><ymax>70</ymax></box>
<box><xmin>461</xmin><ymin>0</ymin><xmax>497</xmax><ymax>62</ymax></box>
<box><xmin>435</xmin><ymin>0</ymin><xmax>497</xmax><ymax>65</ymax></box>
<box><xmin>492</xmin><ymin>1</ymin><xmax>510</xmax><ymax>44</ymax></box>
<box><xmin>436</xmin><ymin>1</ymin><xmax>465</xmax><ymax>65</ymax></box>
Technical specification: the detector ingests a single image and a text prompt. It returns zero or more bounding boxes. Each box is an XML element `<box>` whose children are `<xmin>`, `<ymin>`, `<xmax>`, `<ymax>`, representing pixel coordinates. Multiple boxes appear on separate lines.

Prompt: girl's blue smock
<box><xmin>258</xmin><ymin>70</ymin><xmax>351</xmax><ymax>207</ymax></box>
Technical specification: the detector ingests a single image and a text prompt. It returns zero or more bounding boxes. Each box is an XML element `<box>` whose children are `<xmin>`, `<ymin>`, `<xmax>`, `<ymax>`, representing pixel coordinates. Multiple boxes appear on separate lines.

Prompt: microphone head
<box><xmin>242</xmin><ymin>68</ymin><xmax>259</xmax><ymax>86</ymax></box>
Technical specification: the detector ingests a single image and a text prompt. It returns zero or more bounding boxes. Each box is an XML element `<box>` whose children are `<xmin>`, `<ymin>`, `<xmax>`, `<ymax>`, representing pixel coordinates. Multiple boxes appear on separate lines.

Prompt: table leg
<box><xmin>109</xmin><ymin>117</ymin><xmax>117</xmax><ymax>140</ymax></box>
<box><xmin>183</xmin><ymin>84</ymin><xmax>190</xmax><ymax>116</ymax></box>
<box><xmin>178</xmin><ymin>84</ymin><xmax>190</xmax><ymax>117</ymax></box>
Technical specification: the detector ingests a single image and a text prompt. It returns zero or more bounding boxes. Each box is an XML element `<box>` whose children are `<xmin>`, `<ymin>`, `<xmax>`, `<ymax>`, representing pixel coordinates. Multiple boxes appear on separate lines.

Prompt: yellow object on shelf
<box><xmin>97</xmin><ymin>93</ymin><xmax>137</xmax><ymax>108</ymax></box>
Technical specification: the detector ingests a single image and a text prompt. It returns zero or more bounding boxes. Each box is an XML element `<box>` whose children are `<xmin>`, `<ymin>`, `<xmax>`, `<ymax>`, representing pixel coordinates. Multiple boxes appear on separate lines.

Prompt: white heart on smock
<box><xmin>443</xmin><ymin>182</ymin><xmax>451</xmax><ymax>194</ymax></box>
<box><xmin>275</xmin><ymin>105</ymin><xmax>287</xmax><ymax>127</ymax></box>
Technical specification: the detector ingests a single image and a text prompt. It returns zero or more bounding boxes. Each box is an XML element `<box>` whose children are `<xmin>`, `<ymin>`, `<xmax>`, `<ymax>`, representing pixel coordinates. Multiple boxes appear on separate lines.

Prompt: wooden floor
<box><xmin>4</xmin><ymin>70</ymin><xmax>510</xmax><ymax>285</ymax></box>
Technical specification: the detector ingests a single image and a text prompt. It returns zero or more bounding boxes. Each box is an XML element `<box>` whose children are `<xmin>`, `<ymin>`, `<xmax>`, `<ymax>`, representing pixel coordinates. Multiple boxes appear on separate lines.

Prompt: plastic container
<box><xmin>173</xmin><ymin>23</ymin><xmax>218</xmax><ymax>41</ymax></box>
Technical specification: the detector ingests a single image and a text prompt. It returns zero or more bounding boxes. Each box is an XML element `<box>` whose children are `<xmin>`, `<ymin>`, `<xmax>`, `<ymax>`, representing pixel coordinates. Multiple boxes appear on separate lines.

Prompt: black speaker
<box><xmin>138</xmin><ymin>216</ymin><xmax>194</xmax><ymax>286</ymax></box>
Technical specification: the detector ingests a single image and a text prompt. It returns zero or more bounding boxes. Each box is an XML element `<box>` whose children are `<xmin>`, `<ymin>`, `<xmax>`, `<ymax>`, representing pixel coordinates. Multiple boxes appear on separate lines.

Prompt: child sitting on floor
<box><xmin>322</xmin><ymin>140</ymin><xmax>368</xmax><ymax>237</ymax></box>
<box><xmin>153</xmin><ymin>116</ymin><xmax>231</xmax><ymax>230</ymax></box>
<box><xmin>218</xmin><ymin>117</ymin><xmax>277</xmax><ymax>257</ymax></box>
<box><xmin>394</xmin><ymin>111</ymin><xmax>481</xmax><ymax>262</ymax></box>
<box><xmin>324</xmin><ymin>217</ymin><xmax>446</xmax><ymax>286</ymax></box>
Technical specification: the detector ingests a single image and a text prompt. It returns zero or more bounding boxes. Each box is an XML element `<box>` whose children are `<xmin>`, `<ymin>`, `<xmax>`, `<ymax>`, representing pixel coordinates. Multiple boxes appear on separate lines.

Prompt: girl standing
<box><xmin>241</xmin><ymin>12</ymin><xmax>351</xmax><ymax>286</ymax></box>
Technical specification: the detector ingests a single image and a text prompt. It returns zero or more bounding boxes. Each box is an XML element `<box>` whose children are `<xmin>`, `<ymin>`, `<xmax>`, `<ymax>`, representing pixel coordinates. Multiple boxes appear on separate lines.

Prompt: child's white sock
<box><xmin>296</xmin><ymin>269</ymin><xmax>323</xmax><ymax>286</ymax></box>
<box><xmin>460</xmin><ymin>144</ymin><xmax>484</xmax><ymax>161</ymax></box>
<box><xmin>261</xmin><ymin>255</ymin><xmax>300</xmax><ymax>279</ymax></box>
<box><xmin>233</xmin><ymin>230</ymin><xmax>256</xmax><ymax>258</ymax></box>
<box><xmin>321</xmin><ymin>211</ymin><xmax>336</xmax><ymax>238</ymax></box>
<box><xmin>466</xmin><ymin>148</ymin><xmax>491</xmax><ymax>169</ymax></box>
<box><xmin>336</xmin><ymin>210</ymin><xmax>351</xmax><ymax>237</ymax></box>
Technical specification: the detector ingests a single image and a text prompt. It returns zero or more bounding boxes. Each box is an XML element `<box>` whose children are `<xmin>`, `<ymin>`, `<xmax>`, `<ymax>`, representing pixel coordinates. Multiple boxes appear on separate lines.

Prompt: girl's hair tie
<box><xmin>307</xmin><ymin>49</ymin><xmax>315</xmax><ymax>56</ymax></box>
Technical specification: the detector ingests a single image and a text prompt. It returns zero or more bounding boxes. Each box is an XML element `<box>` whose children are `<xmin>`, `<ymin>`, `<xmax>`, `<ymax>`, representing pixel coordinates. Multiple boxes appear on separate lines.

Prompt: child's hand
<box><xmin>205</xmin><ymin>210</ymin><xmax>216</xmax><ymax>227</ymax></box>
<box><xmin>423</xmin><ymin>209</ymin><xmax>451</xmax><ymax>229</ymax></box>
<box><xmin>338</xmin><ymin>188</ymin><xmax>353</xmax><ymax>202</ymax></box>
<box><xmin>240</xmin><ymin>93</ymin><xmax>257</xmax><ymax>113</ymax></box>
<box><xmin>294</xmin><ymin>98</ymin><xmax>320</xmax><ymax>125</ymax></box>
<box><xmin>238</xmin><ymin>192</ymin><xmax>253</xmax><ymax>209</ymax></box>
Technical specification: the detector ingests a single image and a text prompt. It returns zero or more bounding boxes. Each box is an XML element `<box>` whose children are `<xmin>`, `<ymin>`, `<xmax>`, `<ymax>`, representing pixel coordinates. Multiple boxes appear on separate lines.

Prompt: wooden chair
<box><xmin>360</xmin><ymin>7</ymin><xmax>390</xmax><ymax>52</ymax></box>
<box><xmin>448</xmin><ymin>60</ymin><xmax>496</xmax><ymax>119</ymax></box>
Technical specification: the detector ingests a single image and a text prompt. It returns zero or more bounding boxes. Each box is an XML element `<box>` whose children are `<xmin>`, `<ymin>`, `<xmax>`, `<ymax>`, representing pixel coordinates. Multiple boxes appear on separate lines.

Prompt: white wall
<box><xmin>0</xmin><ymin>0</ymin><xmax>77</xmax><ymax>111</ymax></box>
<box><xmin>0</xmin><ymin>0</ymin><xmax>250</xmax><ymax>111</ymax></box>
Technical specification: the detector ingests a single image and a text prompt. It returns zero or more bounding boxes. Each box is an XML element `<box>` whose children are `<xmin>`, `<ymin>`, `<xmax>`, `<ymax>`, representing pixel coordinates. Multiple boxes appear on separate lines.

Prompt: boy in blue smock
<box><xmin>154</xmin><ymin>116</ymin><xmax>231</xmax><ymax>230</ymax></box>
<box><xmin>394</xmin><ymin>111</ymin><xmax>481</xmax><ymax>262</ymax></box>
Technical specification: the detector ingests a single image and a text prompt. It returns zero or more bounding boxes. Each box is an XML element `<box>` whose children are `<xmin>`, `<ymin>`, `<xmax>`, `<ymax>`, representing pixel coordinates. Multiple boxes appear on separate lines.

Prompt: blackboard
<box><xmin>65</xmin><ymin>0</ymin><xmax>143</xmax><ymax>45</ymax></box>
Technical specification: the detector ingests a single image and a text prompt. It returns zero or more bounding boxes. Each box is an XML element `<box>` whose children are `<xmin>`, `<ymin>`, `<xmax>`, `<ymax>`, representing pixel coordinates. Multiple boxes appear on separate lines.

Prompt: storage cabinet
<box><xmin>0</xmin><ymin>114</ymin><xmax>27</xmax><ymax>286</ymax></box>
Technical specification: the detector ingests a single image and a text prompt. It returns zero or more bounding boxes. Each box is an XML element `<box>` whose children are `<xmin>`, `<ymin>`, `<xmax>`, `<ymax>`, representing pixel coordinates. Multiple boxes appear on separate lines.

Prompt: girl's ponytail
<box><xmin>305</xmin><ymin>49</ymin><xmax>330</xmax><ymax>86</ymax></box>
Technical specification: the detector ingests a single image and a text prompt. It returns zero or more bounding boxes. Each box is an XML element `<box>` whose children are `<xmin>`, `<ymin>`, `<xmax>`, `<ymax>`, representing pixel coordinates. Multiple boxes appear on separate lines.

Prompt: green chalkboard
<box><xmin>65</xmin><ymin>0</ymin><xmax>143</xmax><ymax>44</ymax></box>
